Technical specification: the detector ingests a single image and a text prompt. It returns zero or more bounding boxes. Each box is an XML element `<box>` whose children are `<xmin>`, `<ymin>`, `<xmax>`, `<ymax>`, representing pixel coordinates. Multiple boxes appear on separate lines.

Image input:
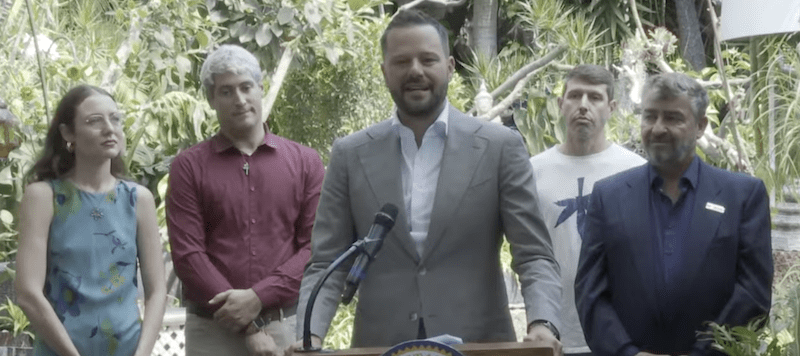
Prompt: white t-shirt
<box><xmin>529</xmin><ymin>144</ymin><xmax>646</xmax><ymax>354</ymax></box>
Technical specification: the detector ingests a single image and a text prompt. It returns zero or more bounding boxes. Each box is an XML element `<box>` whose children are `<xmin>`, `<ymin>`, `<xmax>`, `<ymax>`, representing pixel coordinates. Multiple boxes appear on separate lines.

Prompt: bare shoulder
<box><xmin>133</xmin><ymin>183</ymin><xmax>156</xmax><ymax>205</ymax></box>
<box><xmin>23</xmin><ymin>181</ymin><xmax>53</xmax><ymax>203</ymax></box>
<box><xmin>20</xmin><ymin>181</ymin><xmax>54</xmax><ymax>225</ymax></box>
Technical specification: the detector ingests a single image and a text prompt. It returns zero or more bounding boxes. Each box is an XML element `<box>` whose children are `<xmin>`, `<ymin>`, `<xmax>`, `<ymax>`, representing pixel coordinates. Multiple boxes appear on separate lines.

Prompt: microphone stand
<box><xmin>297</xmin><ymin>239</ymin><xmax>368</xmax><ymax>352</ymax></box>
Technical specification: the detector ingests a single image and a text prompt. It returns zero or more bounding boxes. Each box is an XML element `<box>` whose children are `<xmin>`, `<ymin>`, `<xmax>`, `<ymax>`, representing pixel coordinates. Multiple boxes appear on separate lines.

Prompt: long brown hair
<box><xmin>27</xmin><ymin>85</ymin><xmax>128</xmax><ymax>183</ymax></box>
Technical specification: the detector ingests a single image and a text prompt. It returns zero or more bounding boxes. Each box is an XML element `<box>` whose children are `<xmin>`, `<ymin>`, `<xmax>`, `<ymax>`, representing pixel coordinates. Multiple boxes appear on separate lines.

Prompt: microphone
<box><xmin>341</xmin><ymin>203</ymin><xmax>399</xmax><ymax>304</ymax></box>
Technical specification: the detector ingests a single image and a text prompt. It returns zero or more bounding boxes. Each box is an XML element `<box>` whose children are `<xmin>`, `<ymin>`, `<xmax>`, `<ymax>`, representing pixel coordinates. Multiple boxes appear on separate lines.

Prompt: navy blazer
<box><xmin>575</xmin><ymin>159</ymin><xmax>772</xmax><ymax>356</ymax></box>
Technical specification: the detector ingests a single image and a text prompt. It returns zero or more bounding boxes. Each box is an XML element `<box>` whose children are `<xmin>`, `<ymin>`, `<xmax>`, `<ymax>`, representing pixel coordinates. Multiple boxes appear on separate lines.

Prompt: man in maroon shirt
<box><xmin>167</xmin><ymin>44</ymin><xmax>325</xmax><ymax>356</ymax></box>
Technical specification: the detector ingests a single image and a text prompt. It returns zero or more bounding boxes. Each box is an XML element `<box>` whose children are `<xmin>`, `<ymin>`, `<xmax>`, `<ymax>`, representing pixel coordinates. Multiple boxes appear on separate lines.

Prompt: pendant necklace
<box><xmin>240</xmin><ymin>152</ymin><xmax>250</xmax><ymax>176</ymax></box>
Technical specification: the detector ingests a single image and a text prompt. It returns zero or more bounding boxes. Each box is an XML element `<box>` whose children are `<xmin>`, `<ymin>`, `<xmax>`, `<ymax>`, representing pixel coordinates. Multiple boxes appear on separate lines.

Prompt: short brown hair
<box><xmin>563</xmin><ymin>64</ymin><xmax>615</xmax><ymax>101</ymax></box>
<box><xmin>380</xmin><ymin>9</ymin><xmax>450</xmax><ymax>59</ymax></box>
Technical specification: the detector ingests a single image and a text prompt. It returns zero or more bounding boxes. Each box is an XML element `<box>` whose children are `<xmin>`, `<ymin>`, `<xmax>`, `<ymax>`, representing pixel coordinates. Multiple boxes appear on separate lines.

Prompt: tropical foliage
<box><xmin>706</xmin><ymin>265</ymin><xmax>800</xmax><ymax>356</ymax></box>
<box><xmin>0</xmin><ymin>297</ymin><xmax>32</xmax><ymax>340</ymax></box>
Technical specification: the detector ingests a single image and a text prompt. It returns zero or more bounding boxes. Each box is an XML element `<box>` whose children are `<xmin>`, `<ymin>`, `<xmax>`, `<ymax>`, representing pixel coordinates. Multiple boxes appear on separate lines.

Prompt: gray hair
<box><xmin>642</xmin><ymin>72</ymin><xmax>708</xmax><ymax>121</ymax></box>
<box><xmin>200</xmin><ymin>44</ymin><xmax>262</xmax><ymax>96</ymax></box>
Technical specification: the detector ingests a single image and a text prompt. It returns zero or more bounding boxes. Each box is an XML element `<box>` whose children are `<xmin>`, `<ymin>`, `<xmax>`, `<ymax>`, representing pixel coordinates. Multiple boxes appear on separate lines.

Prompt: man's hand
<box><xmin>524</xmin><ymin>324</ymin><xmax>562</xmax><ymax>356</ymax></box>
<box><xmin>284</xmin><ymin>335</ymin><xmax>322</xmax><ymax>356</ymax></box>
<box><xmin>209</xmin><ymin>288</ymin><xmax>262</xmax><ymax>332</ymax></box>
<box><xmin>245</xmin><ymin>331</ymin><xmax>279</xmax><ymax>356</ymax></box>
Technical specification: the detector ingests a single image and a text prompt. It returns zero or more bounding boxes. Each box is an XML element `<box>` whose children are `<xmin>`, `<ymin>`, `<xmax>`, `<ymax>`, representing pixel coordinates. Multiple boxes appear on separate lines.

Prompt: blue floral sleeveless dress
<box><xmin>34</xmin><ymin>179</ymin><xmax>142</xmax><ymax>356</ymax></box>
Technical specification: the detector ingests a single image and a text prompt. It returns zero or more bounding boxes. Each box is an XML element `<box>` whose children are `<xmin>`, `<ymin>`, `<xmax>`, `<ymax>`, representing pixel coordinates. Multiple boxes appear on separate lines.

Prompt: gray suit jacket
<box><xmin>296</xmin><ymin>106</ymin><xmax>561</xmax><ymax>347</ymax></box>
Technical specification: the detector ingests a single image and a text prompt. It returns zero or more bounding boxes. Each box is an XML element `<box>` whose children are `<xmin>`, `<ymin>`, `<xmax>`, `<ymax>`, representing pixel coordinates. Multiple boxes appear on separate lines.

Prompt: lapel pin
<box><xmin>705</xmin><ymin>202</ymin><xmax>725</xmax><ymax>214</ymax></box>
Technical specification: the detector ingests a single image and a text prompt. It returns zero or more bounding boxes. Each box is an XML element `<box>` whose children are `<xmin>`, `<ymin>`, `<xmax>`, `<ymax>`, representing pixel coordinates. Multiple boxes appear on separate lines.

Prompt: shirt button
<box><xmin>419</xmin><ymin>268</ymin><xmax>426</xmax><ymax>276</ymax></box>
<box><xmin>251</xmin><ymin>251</ymin><xmax>256</xmax><ymax>256</ymax></box>
<box><xmin>409</xmin><ymin>312</ymin><xmax>418</xmax><ymax>321</ymax></box>
<box><xmin>251</xmin><ymin>219</ymin><xmax>256</xmax><ymax>224</ymax></box>
<box><xmin>250</xmin><ymin>187</ymin><xmax>255</xmax><ymax>191</ymax></box>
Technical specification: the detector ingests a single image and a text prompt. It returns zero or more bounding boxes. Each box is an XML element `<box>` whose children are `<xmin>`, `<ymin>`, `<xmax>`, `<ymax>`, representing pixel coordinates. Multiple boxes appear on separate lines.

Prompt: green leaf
<box><xmin>271</xmin><ymin>23</ymin><xmax>284</xmax><ymax>38</ymax></box>
<box><xmin>209</xmin><ymin>10</ymin><xmax>228</xmax><ymax>22</ymax></box>
<box><xmin>151</xmin><ymin>55</ymin><xmax>166</xmax><ymax>71</ymax></box>
<box><xmin>192</xmin><ymin>106</ymin><xmax>205</xmax><ymax>141</ymax></box>
<box><xmin>196</xmin><ymin>31</ymin><xmax>210</xmax><ymax>47</ymax></box>
<box><xmin>241</xmin><ymin>0</ymin><xmax>258</xmax><ymax>12</ymax></box>
<box><xmin>277</xmin><ymin>7</ymin><xmax>294</xmax><ymax>25</ymax></box>
<box><xmin>347</xmin><ymin>0</ymin><xmax>369</xmax><ymax>10</ymax></box>
<box><xmin>0</xmin><ymin>210</ymin><xmax>11</xmax><ymax>226</ymax></box>
<box><xmin>159</xmin><ymin>26</ymin><xmax>175</xmax><ymax>48</ymax></box>
<box><xmin>255</xmin><ymin>24</ymin><xmax>272</xmax><ymax>46</ymax></box>
<box><xmin>20</xmin><ymin>87</ymin><xmax>33</xmax><ymax>101</ymax></box>
<box><xmin>304</xmin><ymin>2</ymin><xmax>322</xmax><ymax>25</ymax></box>
<box><xmin>176</xmin><ymin>56</ymin><xmax>191</xmax><ymax>75</ymax></box>
<box><xmin>67</xmin><ymin>66</ymin><xmax>83</xmax><ymax>81</ymax></box>
<box><xmin>158</xmin><ymin>174</ymin><xmax>170</xmax><ymax>201</ymax></box>
<box><xmin>239</xmin><ymin>25</ymin><xmax>256</xmax><ymax>43</ymax></box>
<box><xmin>324</xmin><ymin>44</ymin><xmax>341</xmax><ymax>65</ymax></box>
<box><xmin>0</xmin><ymin>268</ymin><xmax>14</xmax><ymax>285</ymax></box>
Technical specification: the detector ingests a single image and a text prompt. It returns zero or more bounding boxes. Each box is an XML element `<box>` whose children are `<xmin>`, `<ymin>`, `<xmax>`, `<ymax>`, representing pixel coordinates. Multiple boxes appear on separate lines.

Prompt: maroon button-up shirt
<box><xmin>167</xmin><ymin>129</ymin><xmax>324</xmax><ymax>313</ymax></box>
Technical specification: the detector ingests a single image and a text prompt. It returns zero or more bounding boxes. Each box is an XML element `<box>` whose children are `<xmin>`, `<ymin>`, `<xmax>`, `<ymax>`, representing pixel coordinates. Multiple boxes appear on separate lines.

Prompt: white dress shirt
<box><xmin>391</xmin><ymin>105</ymin><xmax>449</xmax><ymax>258</ymax></box>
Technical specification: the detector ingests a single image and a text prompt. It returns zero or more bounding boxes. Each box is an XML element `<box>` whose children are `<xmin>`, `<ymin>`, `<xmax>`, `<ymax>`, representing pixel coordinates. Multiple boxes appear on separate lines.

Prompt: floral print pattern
<box><xmin>36</xmin><ymin>180</ymin><xmax>141</xmax><ymax>356</ymax></box>
<box><xmin>53</xmin><ymin>182</ymin><xmax>81</xmax><ymax>223</ymax></box>
<box><xmin>52</xmin><ymin>273</ymin><xmax>85</xmax><ymax>321</ymax></box>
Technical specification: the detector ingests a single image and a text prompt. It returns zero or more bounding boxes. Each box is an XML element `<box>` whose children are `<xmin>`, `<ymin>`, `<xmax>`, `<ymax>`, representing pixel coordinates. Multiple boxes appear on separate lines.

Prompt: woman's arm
<box><xmin>14</xmin><ymin>182</ymin><xmax>82</xmax><ymax>356</ymax></box>
<box><xmin>133</xmin><ymin>186</ymin><xmax>167</xmax><ymax>356</ymax></box>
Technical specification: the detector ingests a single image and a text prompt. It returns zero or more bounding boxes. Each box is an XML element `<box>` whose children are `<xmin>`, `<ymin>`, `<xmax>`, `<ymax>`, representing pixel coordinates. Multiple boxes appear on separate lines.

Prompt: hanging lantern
<box><xmin>720</xmin><ymin>0</ymin><xmax>800</xmax><ymax>41</ymax></box>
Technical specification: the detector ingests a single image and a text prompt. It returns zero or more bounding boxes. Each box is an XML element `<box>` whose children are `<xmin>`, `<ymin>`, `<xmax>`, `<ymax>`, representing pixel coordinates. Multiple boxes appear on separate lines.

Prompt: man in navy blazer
<box><xmin>575</xmin><ymin>72</ymin><xmax>773</xmax><ymax>356</ymax></box>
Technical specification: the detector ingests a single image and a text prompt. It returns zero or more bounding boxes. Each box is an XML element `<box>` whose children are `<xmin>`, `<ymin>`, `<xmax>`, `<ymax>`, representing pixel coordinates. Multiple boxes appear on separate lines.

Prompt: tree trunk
<box><xmin>674</xmin><ymin>0</ymin><xmax>705</xmax><ymax>70</ymax></box>
<box><xmin>471</xmin><ymin>0</ymin><xmax>497</xmax><ymax>59</ymax></box>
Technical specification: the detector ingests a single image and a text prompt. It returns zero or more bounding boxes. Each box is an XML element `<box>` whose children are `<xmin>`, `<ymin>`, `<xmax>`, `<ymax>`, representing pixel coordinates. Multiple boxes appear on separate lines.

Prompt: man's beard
<box><xmin>392</xmin><ymin>85</ymin><xmax>447</xmax><ymax>118</ymax></box>
<box><xmin>646</xmin><ymin>141</ymin><xmax>695</xmax><ymax>167</ymax></box>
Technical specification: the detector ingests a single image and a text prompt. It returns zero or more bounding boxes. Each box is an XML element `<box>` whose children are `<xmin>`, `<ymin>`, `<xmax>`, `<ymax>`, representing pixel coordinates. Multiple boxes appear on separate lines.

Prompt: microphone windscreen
<box><xmin>380</xmin><ymin>203</ymin><xmax>399</xmax><ymax>220</ymax></box>
<box><xmin>374</xmin><ymin>203</ymin><xmax>399</xmax><ymax>228</ymax></box>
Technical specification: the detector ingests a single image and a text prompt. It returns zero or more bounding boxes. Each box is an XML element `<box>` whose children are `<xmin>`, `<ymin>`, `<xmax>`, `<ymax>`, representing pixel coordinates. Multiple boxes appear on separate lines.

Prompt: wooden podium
<box><xmin>300</xmin><ymin>341</ymin><xmax>554</xmax><ymax>356</ymax></box>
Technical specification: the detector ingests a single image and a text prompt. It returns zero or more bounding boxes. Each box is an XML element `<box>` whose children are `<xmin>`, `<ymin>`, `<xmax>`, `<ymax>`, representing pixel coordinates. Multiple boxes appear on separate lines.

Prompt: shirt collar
<box><xmin>211</xmin><ymin>122</ymin><xmax>278</xmax><ymax>153</ymax></box>
<box><xmin>649</xmin><ymin>155</ymin><xmax>700</xmax><ymax>190</ymax></box>
<box><xmin>390</xmin><ymin>101</ymin><xmax>450</xmax><ymax>136</ymax></box>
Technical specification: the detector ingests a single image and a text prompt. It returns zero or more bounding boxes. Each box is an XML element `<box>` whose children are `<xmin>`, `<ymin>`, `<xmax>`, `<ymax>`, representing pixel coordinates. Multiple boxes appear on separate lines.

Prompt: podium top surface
<box><xmin>298</xmin><ymin>341</ymin><xmax>554</xmax><ymax>356</ymax></box>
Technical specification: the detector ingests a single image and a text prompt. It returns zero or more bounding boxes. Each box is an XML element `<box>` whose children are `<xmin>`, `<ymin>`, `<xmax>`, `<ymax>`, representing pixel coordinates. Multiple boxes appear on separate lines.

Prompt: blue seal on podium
<box><xmin>381</xmin><ymin>340</ymin><xmax>465</xmax><ymax>356</ymax></box>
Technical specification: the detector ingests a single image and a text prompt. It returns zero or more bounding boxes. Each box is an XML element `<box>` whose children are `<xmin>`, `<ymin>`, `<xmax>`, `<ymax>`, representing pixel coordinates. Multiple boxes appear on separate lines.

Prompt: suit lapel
<box><xmin>680</xmin><ymin>161</ymin><xmax>724</xmax><ymax>279</ymax></box>
<box><xmin>421</xmin><ymin>109</ymin><xmax>487</xmax><ymax>262</ymax></box>
<box><xmin>357</xmin><ymin>121</ymin><xmax>418</xmax><ymax>261</ymax></box>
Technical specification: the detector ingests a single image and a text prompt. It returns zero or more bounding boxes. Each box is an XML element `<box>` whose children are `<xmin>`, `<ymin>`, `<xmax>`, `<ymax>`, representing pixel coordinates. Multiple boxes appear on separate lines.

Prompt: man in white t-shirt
<box><xmin>529</xmin><ymin>64</ymin><xmax>646</xmax><ymax>356</ymax></box>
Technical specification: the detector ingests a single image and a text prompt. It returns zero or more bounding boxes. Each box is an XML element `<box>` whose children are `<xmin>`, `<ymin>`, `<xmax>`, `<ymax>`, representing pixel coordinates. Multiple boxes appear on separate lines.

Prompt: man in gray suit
<box><xmin>289</xmin><ymin>9</ymin><xmax>562</xmax><ymax>354</ymax></box>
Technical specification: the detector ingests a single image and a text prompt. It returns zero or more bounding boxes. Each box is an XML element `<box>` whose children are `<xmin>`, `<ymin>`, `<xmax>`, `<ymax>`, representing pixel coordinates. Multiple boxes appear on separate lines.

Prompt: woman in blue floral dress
<box><xmin>15</xmin><ymin>85</ymin><xmax>166</xmax><ymax>356</ymax></box>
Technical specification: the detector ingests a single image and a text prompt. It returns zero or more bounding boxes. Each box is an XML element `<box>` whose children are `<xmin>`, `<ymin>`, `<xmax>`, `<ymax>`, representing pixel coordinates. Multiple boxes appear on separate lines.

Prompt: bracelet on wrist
<box><xmin>529</xmin><ymin>319</ymin><xmax>560</xmax><ymax>341</ymax></box>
